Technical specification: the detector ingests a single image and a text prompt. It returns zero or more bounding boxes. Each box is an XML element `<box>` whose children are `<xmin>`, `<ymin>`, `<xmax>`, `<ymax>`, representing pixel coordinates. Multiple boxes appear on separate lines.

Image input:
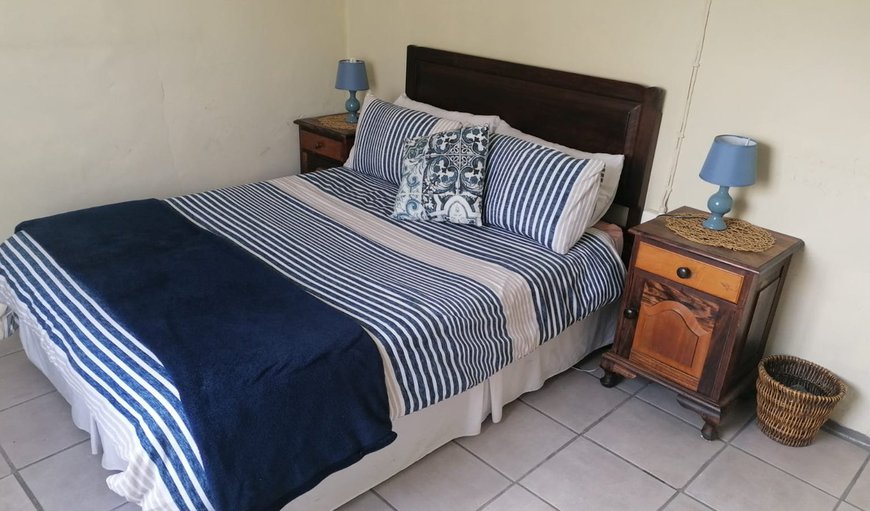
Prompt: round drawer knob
<box><xmin>676</xmin><ymin>266</ymin><xmax>692</xmax><ymax>279</ymax></box>
<box><xmin>314</xmin><ymin>141</ymin><xmax>325</xmax><ymax>149</ymax></box>
<box><xmin>623</xmin><ymin>307</ymin><xmax>638</xmax><ymax>320</ymax></box>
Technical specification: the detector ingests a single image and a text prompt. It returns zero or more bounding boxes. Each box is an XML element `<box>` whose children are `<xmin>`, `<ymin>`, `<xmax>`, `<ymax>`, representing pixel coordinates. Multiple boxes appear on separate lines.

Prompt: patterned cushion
<box><xmin>392</xmin><ymin>126</ymin><xmax>491</xmax><ymax>226</ymax></box>
<box><xmin>484</xmin><ymin>134</ymin><xmax>604</xmax><ymax>254</ymax></box>
<box><xmin>351</xmin><ymin>96</ymin><xmax>461</xmax><ymax>184</ymax></box>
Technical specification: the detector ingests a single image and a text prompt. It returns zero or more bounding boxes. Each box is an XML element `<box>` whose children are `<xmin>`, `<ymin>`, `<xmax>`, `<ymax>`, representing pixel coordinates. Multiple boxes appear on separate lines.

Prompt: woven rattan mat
<box><xmin>665</xmin><ymin>215</ymin><xmax>775</xmax><ymax>252</ymax></box>
<box><xmin>318</xmin><ymin>113</ymin><xmax>356</xmax><ymax>132</ymax></box>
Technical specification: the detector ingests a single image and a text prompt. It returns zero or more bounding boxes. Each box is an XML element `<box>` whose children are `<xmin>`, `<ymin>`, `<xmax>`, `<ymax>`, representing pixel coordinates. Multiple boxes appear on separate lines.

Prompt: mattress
<box><xmin>0</xmin><ymin>167</ymin><xmax>625</xmax><ymax>510</ymax></box>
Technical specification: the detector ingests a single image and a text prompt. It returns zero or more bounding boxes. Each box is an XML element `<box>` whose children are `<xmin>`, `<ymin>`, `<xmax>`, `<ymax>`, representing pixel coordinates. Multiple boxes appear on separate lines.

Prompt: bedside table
<box><xmin>600</xmin><ymin>206</ymin><xmax>804</xmax><ymax>440</ymax></box>
<box><xmin>293</xmin><ymin>113</ymin><xmax>357</xmax><ymax>174</ymax></box>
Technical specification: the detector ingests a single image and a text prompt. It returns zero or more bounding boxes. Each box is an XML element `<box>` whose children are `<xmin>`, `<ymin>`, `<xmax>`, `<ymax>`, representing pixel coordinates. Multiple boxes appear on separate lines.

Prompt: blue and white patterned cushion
<box><xmin>351</xmin><ymin>96</ymin><xmax>461</xmax><ymax>184</ymax></box>
<box><xmin>392</xmin><ymin>126</ymin><xmax>491</xmax><ymax>225</ymax></box>
<box><xmin>422</xmin><ymin>126</ymin><xmax>490</xmax><ymax>226</ymax></box>
<box><xmin>391</xmin><ymin>136</ymin><xmax>430</xmax><ymax>221</ymax></box>
<box><xmin>484</xmin><ymin>134</ymin><xmax>605</xmax><ymax>254</ymax></box>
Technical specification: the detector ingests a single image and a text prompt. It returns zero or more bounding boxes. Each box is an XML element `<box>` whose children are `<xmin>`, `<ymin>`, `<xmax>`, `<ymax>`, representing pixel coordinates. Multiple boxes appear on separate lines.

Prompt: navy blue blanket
<box><xmin>17</xmin><ymin>200</ymin><xmax>395</xmax><ymax>511</ymax></box>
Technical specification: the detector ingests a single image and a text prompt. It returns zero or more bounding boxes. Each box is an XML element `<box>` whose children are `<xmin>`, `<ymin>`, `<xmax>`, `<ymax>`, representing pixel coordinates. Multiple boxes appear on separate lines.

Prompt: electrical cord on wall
<box><xmin>658</xmin><ymin>0</ymin><xmax>714</xmax><ymax>214</ymax></box>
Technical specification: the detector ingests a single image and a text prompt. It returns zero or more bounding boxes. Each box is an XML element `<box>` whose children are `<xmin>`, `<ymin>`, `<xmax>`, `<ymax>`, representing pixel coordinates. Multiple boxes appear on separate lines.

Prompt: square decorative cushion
<box><xmin>349</xmin><ymin>94</ymin><xmax>461</xmax><ymax>184</ymax></box>
<box><xmin>392</xmin><ymin>125</ymin><xmax>491</xmax><ymax>226</ymax></box>
<box><xmin>484</xmin><ymin>134</ymin><xmax>605</xmax><ymax>254</ymax></box>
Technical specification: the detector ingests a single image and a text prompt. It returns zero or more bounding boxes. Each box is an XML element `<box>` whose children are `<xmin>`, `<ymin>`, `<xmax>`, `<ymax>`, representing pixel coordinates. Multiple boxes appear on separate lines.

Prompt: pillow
<box><xmin>394</xmin><ymin>93</ymin><xmax>501</xmax><ymax>131</ymax></box>
<box><xmin>347</xmin><ymin>94</ymin><xmax>461</xmax><ymax>184</ymax></box>
<box><xmin>392</xmin><ymin>125</ymin><xmax>491</xmax><ymax>226</ymax></box>
<box><xmin>485</xmin><ymin>134</ymin><xmax>604</xmax><ymax>254</ymax></box>
<box><xmin>496</xmin><ymin>121</ymin><xmax>624</xmax><ymax>225</ymax></box>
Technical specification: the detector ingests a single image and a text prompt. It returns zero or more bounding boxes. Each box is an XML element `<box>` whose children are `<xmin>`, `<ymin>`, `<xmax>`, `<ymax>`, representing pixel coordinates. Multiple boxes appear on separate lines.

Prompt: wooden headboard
<box><xmin>405</xmin><ymin>46</ymin><xmax>664</xmax><ymax>260</ymax></box>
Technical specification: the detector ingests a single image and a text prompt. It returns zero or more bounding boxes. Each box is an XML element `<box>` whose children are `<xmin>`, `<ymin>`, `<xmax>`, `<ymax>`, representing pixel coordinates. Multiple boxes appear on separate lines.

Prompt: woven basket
<box><xmin>756</xmin><ymin>355</ymin><xmax>846</xmax><ymax>447</ymax></box>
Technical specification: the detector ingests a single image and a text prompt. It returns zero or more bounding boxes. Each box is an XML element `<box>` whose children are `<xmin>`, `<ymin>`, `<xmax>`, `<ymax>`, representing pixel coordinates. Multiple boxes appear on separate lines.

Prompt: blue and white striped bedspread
<box><xmin>0</xmin><ymin>166</ymin><xmax>624</xmax><ymax>510</ymax></box>
<box><xmin>168</xmin><ymin>167</ymin><xmax>625</xmax><ymax>416</ymax></box>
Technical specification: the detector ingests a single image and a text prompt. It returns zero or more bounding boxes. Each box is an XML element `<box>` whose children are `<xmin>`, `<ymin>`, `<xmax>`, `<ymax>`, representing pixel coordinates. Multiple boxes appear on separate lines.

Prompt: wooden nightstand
<box><xmin>293</xmin><ymin>113</ymin><xmax>357</xmax><ymax>174</ymax></box>
<box><xmin>600</xmin><ymin>206</ymin><xmax>803</xmax><ymax>440</ymax></box>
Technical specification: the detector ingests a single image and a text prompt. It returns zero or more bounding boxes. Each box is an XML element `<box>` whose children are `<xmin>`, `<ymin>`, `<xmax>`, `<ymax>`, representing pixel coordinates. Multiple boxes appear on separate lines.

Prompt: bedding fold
<box><xmin>9</xmin><ymin>200</ymin><xmax>395</xmax><ymax>511</ymax></box>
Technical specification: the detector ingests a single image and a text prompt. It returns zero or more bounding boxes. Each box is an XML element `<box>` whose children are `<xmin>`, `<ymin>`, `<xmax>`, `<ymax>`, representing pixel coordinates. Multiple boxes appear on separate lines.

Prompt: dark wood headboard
<box><xmin>405</xmin><ymin>46</ymin><xmax>664</xmax><ymax>260</ymax></box>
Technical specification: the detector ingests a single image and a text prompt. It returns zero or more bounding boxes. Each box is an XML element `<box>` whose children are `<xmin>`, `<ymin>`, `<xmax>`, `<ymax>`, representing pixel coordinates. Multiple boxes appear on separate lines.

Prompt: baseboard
<box><xmin>823</xmin><ymin>420</ymin><xmax>870</xmax><ymax>449</ymax></box>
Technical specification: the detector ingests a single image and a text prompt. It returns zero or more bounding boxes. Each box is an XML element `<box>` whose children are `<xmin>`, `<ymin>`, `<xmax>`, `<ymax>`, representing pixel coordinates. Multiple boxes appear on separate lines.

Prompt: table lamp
<box><xmin>335</xmin><ymin>59</ymin><xmax>369</xmax><ymax>123</ymax></box>
<box><xmin>699</xmin><ymin>135</ymin><xmax>757</xmax><ymax>230</ymax></box>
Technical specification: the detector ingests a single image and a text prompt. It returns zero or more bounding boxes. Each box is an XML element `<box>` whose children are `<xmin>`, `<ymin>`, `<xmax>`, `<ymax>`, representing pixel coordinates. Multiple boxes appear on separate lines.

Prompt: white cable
<box><xmin>659</xmin><ymin>0</ymin><xmax>714</xmax><ymax>213</ymax></box>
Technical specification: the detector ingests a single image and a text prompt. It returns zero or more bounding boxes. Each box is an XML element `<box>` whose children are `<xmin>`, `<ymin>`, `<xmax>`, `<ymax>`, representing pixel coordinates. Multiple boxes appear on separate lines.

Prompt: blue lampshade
<box><xmin>335</xmin><ymin>59</ymin><xmax>369</xmax><ymax>92</ymax></box>
<box><xmin>699</xmin><ymin>135</ymin><xmax>757</xmax><ymax>187</ymax></box>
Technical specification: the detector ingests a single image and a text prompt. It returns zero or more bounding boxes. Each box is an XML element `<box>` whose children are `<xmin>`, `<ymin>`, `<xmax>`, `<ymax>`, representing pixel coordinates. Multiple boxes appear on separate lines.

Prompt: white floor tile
<box><xmin>837</xmin><ymin>501</ymin><xmax>862</xmax><ymax>511</ymax></box>
<box><xmin>457</xmin><ymin>401</ymin><xmax>574</xmax><ymax>480</ymax></box>
<box><xmin>586</xmin><ymin>399</ymin><xmax>723</xmax><ymax>487</ymax></box>
<box><xmin>847</xmin><ymin>462</ymin><xmax>870</xmax><ymax>509</ymax></box>
<box><xmin>636</xmin><ymin>383</ymin><xmax>755</xmax><ymax>440</ymax></box>
<box><xmin>663</xmin><ymin>493</ymin><xmax>714</xmax><ymax>510</ymax></box>
<box><xmin>336</xmin><ymin>491</ymin><xmax>392</xmax><ymax>511</ymax></box>
<box><xmin>0</xmin><ymin>392</ymin><xmax>88</xmax><ymax>468</ymax></box>
<box><xmin>19</xmin><ymin>442</ymin><xmax>124</xmax><ymax>511</ymax></box>
<box><xmin>733</xmin><ymin>423</ymin><xmax>869</xmax><ymax>497</ymax></box>
<box><xmin>522</xmin><ymin>437</ymin><xmax>674</xmax><ymax>511</ymax></box>
<box><xmin>0</xmin><ymin>352</ymin><xmax>53</xmax><ymax>411</ymax></box>
<box><xmin>482</xmin><ymin>486</ymin><xmax>555</xmax><ymax>511</ymax></box>
<box><xmin>521</xmin><ymin>371</ymin><xmax>629</xmax><ymax>433</ymax></box>
<box><xmin>0</xmin><ymin>332</ymin><xmax>23</xmax><ymax>358</ymax></box>
<box><xmin>0</xmin><ymin>475</ymin><xmax>36</xmax><ymax>511</ymax></box>
<box><xmin>376</xmin><ymin>442</ymin><xmax>509</xmax><ymax>511</ymax></box>
<box><xmin>0</xmin><ymin>453</ymin><xmax>10</xmax><ymax>479</ymax></box>
<box><xmin>686</xmin><ymin>447</ymin><xmax>838</xmax><ymax>511</ymax></box>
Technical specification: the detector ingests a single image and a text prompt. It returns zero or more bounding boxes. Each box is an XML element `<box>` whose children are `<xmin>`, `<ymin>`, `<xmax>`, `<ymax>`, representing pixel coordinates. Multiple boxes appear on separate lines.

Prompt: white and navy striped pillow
<box><xmin>350</xmin><ymin>96</ymin><xmax>461</xmax><ymax>184</ymax></box>
<box><xmin>485</xmin><ymin>134</ymin><xmax>605</xmax><ymax>254</ymax></box>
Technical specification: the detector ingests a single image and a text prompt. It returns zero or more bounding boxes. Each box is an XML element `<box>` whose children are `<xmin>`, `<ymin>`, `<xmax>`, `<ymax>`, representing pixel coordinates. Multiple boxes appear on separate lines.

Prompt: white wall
<box><xmin>0</xmin><ymin>0</ymin><xmax>347</xmax><ymax>236</ymax></box>
<box><xmin>346</xmin><ymin>0</ymin><xmax>870</xmax><ymax>435</ymax></box>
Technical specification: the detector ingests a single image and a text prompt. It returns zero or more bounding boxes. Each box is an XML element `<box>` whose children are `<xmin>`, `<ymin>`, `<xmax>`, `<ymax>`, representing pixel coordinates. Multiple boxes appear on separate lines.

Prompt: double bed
<box><xmin>0</xmin><ymin>46</ymin><xmax>663</xmax><ymax>511</ymax></box>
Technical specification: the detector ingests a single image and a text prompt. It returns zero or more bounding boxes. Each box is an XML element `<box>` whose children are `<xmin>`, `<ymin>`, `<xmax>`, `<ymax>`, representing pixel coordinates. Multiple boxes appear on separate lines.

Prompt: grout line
<box><xmin>656</xmin><ymin>492</ymin><xmax>680</xmax><ymax>511</ymax></box>
<box><xmin>14</xmin><ymin>438</ymin><xmax>91</xmax><ymax>472</ymax></box>
<box><xmin>504</xmin><ymin>433</ymin><xmax>579</xmax><ymax>484</ymax></box>
<box><xmin>0</xmin><ymin>390</ymin><xmax>57</xmax><ymax>414</ymax></box>
<box><xmin>581</xmin><ymin>433</ymin><xmax>682</xmax><ymax>489</ymax></box>
<box><xmin>474</xmin><ymin>482</ymin><xmax>514</xmax><ymax>511</ymax></box>
<box><xmin>836</xmin><ymin>449</ymin><xmax>869</xmax><ymax>502</ymax></box>
<box><xmin>0</xmin><ymin>440</ymin><xmax>45</xmax><ymax>511</ymax></box>
<box><xmin>0</xmin><ymin>347</ymin><xmax>24</xmax><ymax>360</ymax></box>
<box><xmin>520</xmin><ymin>374</ymin><xmax>634</xmax><ymax>437</ymax></box>
<box><xmin>728</xmin><ymin>440</ymin><xmax>861</xmax><ymax>500</ymax></box>
<box><xmin>370</xmin><ymin>488</ymin><xmax>398</xmax><ymax>511</ymax></box>
<box><xmin>452</xmin><ymin>440</ymin><xmax>516</xmax><ymax>483</ymax></box>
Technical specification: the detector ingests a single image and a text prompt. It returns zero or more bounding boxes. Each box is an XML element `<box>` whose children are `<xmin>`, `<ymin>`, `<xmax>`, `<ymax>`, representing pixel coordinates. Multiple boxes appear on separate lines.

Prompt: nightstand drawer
<box><xmin>635</xmin><ymin>242</ymin><xmax>743</xmax><ymax>302</ymax></box>
<box><xmin>300</xmin><ymin>131</ymin><xmax>346</xmax><ymax>161</ymax></box>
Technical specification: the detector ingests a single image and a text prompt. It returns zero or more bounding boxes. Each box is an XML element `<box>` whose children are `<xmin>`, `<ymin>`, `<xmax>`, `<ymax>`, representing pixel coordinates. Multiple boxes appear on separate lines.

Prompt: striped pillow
<box><xmin>485</xmin><ymin>134</ymin><xmax>605</xmax><ymax>254</ymax></box>
<box><xmin>350</xmin><ymin>96</ymin><xmax>461</xmax><ymax>184</ymax></box>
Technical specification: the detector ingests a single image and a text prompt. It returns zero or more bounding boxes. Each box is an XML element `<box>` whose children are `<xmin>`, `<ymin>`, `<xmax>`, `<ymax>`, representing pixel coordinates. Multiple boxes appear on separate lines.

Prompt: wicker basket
<box><xmin>756</xmin><ymin>355</ymin><xmax>846</xmax><ymax>447</ymax></box>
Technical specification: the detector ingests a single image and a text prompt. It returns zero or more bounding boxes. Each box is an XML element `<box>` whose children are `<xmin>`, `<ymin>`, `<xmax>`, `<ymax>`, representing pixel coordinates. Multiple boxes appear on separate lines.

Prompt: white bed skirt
<box><xmin>2</xmin><ymin>276</ymin><xmax>617</xmax><ymax>510</ymax></box>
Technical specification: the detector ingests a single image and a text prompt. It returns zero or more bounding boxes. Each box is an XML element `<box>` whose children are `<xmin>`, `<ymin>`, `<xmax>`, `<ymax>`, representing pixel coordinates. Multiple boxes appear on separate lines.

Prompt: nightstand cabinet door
<box><xmin>625</xmin><ymin>277</ymin><xmax>729</xmax><ymax>392</ymax></box>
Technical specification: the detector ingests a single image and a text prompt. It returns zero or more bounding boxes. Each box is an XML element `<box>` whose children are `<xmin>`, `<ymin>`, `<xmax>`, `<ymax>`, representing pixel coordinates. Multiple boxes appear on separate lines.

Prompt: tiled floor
<box><xmin>1</xmin><ymin>332</ymin><xmax>868</xmax><ymax>511</ymax></box>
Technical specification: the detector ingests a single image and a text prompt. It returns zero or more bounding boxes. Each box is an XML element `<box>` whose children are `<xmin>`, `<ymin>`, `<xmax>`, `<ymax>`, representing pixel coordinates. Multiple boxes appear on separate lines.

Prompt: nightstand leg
<box><xmin>600</xmin><ymin>370</ymin><xmax>623</xmax><ymax>388</ymax></box>
<box><xmin>701</xmin><ymin>419</ymin><xmax>719</xmax><ymax>441</ymax></box>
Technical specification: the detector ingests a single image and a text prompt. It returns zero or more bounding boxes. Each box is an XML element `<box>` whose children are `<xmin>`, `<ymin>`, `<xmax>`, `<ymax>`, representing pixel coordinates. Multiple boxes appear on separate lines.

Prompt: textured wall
<box><xmin>346</xmin><ymin>0</ymin><xmax>870</xmax><ymax>435</ymax></box>
<box><xmin>0</xmin><ymin>0</ymin><xmax>347</xmax><ymax>235</ymax></box>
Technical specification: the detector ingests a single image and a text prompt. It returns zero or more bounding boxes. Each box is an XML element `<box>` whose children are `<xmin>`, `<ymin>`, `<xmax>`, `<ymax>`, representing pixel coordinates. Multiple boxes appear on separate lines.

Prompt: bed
<box><xmin>0</xmin><ymin>46</ymin><xmax>663</xmax><ymax>511</ymax></box>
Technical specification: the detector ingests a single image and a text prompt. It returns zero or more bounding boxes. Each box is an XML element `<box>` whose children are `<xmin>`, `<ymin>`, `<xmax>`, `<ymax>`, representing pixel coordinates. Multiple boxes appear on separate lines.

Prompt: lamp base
<box><xmin>703</xmin><ymin>185</ymin><xmax>732</xmax><ymax>231</ymax></box>
<box><xmin>345</xmin><ymin>91</ymin><xmax>360</xmax><ymax>124</ymax></box>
